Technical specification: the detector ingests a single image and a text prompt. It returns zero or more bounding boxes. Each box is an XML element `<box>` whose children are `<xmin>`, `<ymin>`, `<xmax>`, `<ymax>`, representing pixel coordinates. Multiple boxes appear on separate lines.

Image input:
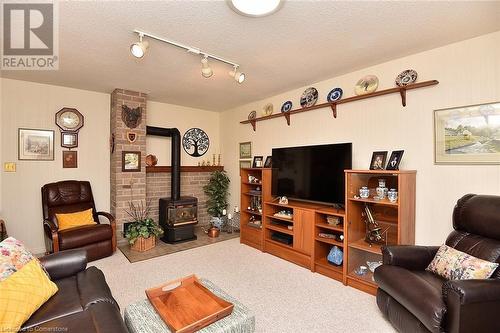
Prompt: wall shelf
<box><xmin>240</xmin><ymin>80</ymin><xmax>439</xmax><ymax>131</ymax></box>
<box><xmin>146</xmin><ymin>166</ymin><xmax>223</xmax><ymax>173</ymax></box>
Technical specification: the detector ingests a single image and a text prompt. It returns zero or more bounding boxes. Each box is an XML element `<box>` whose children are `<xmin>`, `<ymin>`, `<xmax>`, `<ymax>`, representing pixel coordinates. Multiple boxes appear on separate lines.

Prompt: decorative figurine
<box><xmin>363</xmin><ymin>204</ymin><xmax>389</xmax><ymax>245</ymax></box>
<box><xmin>279</xmin><ymin>196</ymin><xmax>289</xmax><ymax>205</ymax></box>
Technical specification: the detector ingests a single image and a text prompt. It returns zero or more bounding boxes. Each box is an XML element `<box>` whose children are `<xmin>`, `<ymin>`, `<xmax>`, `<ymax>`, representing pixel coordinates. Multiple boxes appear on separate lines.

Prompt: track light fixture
<box><xmin>201</xmin><ymin>56</ymin><xmax>213</xmax><ymax>78</ymax></box>
<box><xmin>229</xmin><ymin>66</ymin><xmax>245</xmax><ymax>84</ymax></box>
<box><xmin>131</xmin><ymin>29</ymin><xmax>245</xmax><ymax>84</ymax></box>
<box><xmin>130</xmin><ymin>34</ymin><xmax>149</xmax><ymax>58</ymax></box>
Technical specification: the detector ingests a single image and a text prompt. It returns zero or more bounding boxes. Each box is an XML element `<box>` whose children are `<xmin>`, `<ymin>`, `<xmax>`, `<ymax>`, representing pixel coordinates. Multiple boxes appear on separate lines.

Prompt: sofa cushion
<box><xmin>375</xmin><ymin>265</ymin><xmax>446</xmax><ymax>333</ymax></box>
<box><xmin>427</xmin><ymin>244</ymin><xmax>498</xmax><ymax>280</ymax></box>
<box><xmin>21</xmin><ymin>266</ymin><xmax>118</xmax><ymax>330</ymax></box>
<box><xmin>21</xmin><ymin>301</ymin><xmax>128</xmax><ymax>333</ymax></box>
<box><xmin>59</xmin><ymin>224</ymin><xmax>112</xmax><ymax>250</ymax></box>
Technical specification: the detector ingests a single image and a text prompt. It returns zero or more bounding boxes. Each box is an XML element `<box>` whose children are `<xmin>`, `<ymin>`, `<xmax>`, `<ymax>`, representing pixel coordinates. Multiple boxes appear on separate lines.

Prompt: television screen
<box><xmin>271</xmin><ymin>143</ymin><xmax>352</xmax><ymax>206</ymax></box>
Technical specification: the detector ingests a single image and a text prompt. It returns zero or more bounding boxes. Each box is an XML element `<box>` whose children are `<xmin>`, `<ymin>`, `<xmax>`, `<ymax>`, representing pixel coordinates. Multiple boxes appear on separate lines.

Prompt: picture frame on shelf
<box><xmin>264</xmin><ymin>156</ymin><xmax>272</xmax><ymax>168</ymax></box>
<box><xmin>62</xmin><ymin>151</ymin><xmax>77</xmax><ymax>168</ymax></box>
<box><xmin>369</xmin><ymin>151</ymin><xmax>387</xmax><ymax>170</ymax></box>
<box><xmin>61</xmin><ymin>132</ymin><xmax>78</xmax><ymax>149</ymax></box>
<box><xmin>386</xmin><ymin>150</ymin><xmax>404</xmax><ymax>170</ymax></box>
<box><xmin>122</xmin><ymin>151</ymin><xmax>141</xmax><ymax>172</ymax></box>
<box><xmin>239</xmin><ymin>141</ymin><xmax>252</xmax><ymax>159</ymax></box>
<box><xmin>18</xmin><ymin>128</ymin><xmax>54</xmax><ymax>161</ymax></box>
<box><xmin>252</xmin><ymin>156</ymin><xmax>264</xmax><ymax>168</ymax></box>
<box><xmin>434</xmin><ymin>101</ymin><xmax>500</xmax><ymax>164</ymax></box>
<box><xmin>239</xmin><ymin>160</ymin><xmax>252</xmax><ymax>169</ymax></box>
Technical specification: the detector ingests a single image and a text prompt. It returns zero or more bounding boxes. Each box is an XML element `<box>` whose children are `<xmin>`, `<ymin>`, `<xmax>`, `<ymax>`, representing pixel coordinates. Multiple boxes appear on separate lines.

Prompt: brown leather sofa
<box><xmin>374</xmin><ymin>194</ymin><xmax>500</xmax><ymax>333</ymax></box>
<box><xmin>42</xmin><ymin>180</ymin><xmax>116</xmax><ymax>261</ymax></box>
<box><xmin>21</xmin><ymin>249</ymin><xmax>128</xmax><ymax>332</ymax></box>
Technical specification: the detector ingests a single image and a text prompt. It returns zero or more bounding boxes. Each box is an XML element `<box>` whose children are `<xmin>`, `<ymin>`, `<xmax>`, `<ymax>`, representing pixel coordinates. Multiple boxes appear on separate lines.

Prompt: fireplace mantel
<box><xmin>146</xmin><ymin>166</ymin><xmax>224</xmax><ymax>173</ymax></box>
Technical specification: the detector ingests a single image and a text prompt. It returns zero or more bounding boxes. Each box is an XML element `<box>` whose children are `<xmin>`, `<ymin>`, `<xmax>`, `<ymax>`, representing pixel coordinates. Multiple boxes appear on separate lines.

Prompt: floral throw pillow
<box><xmin>426</xmin><ymin>245</ymin><xmax>499</xmax><ymax>280</ymax></box>
<box><xmin>0</xmin><ymin>237</ymin><xmax>46</xmax><ymax>282</ymax></box>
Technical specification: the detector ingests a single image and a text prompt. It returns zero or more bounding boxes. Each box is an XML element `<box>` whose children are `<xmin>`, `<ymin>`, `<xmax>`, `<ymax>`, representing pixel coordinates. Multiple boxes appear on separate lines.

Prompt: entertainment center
<box><xmin>240</xmin><ymin>144</ymin><xmax>416</xmax><ymax>295</ymax></box>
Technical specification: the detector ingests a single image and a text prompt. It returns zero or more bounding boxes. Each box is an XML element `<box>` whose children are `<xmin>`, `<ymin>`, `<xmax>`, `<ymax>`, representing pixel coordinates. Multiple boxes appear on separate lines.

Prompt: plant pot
<box><xmin>131</xmin><ymin>236</ymin><xmax>156</xmax><ymax>252</ymax></box>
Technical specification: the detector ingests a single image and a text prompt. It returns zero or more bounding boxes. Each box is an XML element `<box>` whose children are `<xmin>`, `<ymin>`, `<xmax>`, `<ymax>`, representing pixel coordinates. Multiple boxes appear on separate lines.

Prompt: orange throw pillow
<box><xmin>56</xmin><ymin>208</ymin><xmax>96</xmax><ymax>231</ymax></box>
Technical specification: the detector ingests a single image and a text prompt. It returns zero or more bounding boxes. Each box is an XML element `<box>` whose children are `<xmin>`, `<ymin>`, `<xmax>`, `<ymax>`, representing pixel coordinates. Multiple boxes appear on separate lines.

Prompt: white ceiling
<box><xmin>2</xmin><ymin>1</ymin><xmax>500</xmax><ymax>111</ymax></box>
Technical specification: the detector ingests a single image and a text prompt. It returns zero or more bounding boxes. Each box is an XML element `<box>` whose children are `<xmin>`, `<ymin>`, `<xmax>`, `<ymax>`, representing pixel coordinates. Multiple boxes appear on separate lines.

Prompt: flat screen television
<box><xmin>271</xmin><ymin>143</ymin><xmax>352</xmax><ymax>206</ymax></box>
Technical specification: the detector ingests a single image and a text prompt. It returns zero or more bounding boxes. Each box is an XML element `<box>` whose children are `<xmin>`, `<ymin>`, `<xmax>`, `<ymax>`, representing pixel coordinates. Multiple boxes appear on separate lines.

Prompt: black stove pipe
<box><xmin>146</xmin><ymin>126</ymin><xmax>181</xmax><ymax>201</ymax></box>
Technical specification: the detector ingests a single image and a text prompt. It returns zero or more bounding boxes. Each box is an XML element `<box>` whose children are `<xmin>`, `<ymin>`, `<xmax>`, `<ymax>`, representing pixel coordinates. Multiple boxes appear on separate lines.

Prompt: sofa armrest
<box><xmin>96</xmin><ymin>211</ymin><xmax>117</xmax><ymax>252</ymax></box>
<box><xmin>39</xmin><ymin>249</ymin><xmax>87</xmax><ymax>280</ymax></box>
<box><xmin>382</xmin><ymin>245</ymin><xmax>439</xmax><ymax>270</ymax></box>
<box><xmin>443</xmin><ymin>279</ymin><xmax>500</xmax><ymax>333</ymax></box>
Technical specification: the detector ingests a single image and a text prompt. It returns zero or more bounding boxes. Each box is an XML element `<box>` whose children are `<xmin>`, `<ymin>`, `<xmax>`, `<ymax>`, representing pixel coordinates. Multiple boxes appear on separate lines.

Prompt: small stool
<box><xmin>124</xmin><ymin>279</ymin><xmax>255</xmax><ymax>333</ymax></box>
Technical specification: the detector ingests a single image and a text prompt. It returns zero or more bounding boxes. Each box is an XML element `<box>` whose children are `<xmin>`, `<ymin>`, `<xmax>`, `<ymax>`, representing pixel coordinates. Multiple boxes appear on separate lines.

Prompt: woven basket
<box><xmin>131</xmin><ymin>236</ymin><xmax>156</xmax><ymax>252</ymax></box>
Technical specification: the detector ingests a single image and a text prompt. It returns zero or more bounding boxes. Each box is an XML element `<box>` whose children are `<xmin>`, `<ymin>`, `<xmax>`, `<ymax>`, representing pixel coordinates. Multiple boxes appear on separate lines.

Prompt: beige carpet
<box><xmin>93</xmin><ymin>238</ymin><xmax>395</xmax><ymax>333</ymax></box>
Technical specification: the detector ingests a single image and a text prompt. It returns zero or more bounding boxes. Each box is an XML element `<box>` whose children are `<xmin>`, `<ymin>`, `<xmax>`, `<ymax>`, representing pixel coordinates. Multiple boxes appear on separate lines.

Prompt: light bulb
<box><xmin>201</xmin><ymin>57</ymin><xmax>213</xmax><ymax>78</ymax></box>
<box><xmin>130</xmin><ymin>36</ymin><xmax>149</xmax><ymax>58</ymax></box>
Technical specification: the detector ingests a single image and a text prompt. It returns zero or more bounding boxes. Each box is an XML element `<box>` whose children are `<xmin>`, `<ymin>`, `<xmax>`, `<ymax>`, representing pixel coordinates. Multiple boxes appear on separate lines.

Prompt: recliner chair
<box><xmin>42</xmin><ymin>180</ymin><xmax>116</xmax><ymax>261</ymax></box>
<box><xmin>374</xmin><ymin>194</ymin><xmax>500</xmax><ymax>333</ymax></box>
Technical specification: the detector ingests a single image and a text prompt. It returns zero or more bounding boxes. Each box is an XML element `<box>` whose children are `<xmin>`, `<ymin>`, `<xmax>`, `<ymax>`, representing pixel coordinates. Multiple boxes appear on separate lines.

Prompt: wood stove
<box><xmin>146</xmin><ymin>126</ymin><xmax>198</xmax><ymax>244</ymax></box>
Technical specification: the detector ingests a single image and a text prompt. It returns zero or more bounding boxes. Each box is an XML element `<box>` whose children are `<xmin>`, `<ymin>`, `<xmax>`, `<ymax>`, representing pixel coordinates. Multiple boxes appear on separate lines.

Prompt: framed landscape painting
<box><xmin>434</xmin><ymin>102</ymin><xmax>500</xmax><ymax>164</ymax></box>
<box><xmin>18</xmin><ymin>128</ymin><xmax>54</xmax><ymax>160</ymax></box>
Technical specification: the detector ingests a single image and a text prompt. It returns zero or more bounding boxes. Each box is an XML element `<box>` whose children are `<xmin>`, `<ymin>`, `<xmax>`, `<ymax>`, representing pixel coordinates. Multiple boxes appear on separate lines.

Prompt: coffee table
<box><xmin>124</xmin><ymin>279</ymin><xmax>255</xmax><ymax>333</ymax></box>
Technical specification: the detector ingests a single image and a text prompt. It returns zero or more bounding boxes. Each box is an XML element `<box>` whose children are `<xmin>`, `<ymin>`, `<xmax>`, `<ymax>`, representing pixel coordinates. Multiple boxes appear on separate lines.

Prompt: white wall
<box><xmin>221</xmin><ymin>31</ymin><xmax>500</xmax><ymax>246</ymax></box>
<box><xmin>147</xmin><ymin>101</ymin><xmax>220</xmax><ymax>166</ymax></box>
<box><xmin>0</xmin><ymin>79</ymin><xmax>111</xmax><ymax>253</ymax></box>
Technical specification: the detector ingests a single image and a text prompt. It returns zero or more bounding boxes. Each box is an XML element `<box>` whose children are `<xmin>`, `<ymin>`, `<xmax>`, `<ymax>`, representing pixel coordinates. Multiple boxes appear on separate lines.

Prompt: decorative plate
<box><xmin>281</xmin><ymin>101</ymin><xmax>293</xmax><ymax>113</ymax></box>
<box><xmin>248</xmin><ymin>110</ymin><xmax>257</xmax><ymax>120</ymax></box>
<box><xmin>327</xmin><ymin>88</ymin><xmax>343</xmax><ymax>102</ymax></box>
<box><xmin>354</xmin><ymin>75</ymin><xmax>379</xmax><ymax>95</ymax></box>
<box><xmin>300</xmin><ymin>87</ymin><xmax>319</xmax><ymax>108</ymax></box>
<box><xmin>262</xmin><ymin>103</ymin><xmax>274</xmax><ymax>116</ymax></box>
<box><xmin>395</xmin><ymin>69</ymin><xmax>418</xmax><ymax>86</ymax></box>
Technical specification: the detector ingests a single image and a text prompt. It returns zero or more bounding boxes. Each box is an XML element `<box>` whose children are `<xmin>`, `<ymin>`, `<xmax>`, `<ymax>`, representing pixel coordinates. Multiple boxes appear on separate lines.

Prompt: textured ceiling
<box><xmin>1</xmin><ymin>1</ymin><xmax>500</xmax><ymax>111</ymax></box>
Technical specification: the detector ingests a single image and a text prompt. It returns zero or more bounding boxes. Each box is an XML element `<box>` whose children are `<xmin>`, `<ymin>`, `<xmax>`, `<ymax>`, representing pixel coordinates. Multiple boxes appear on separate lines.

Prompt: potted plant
<box><xmin>124</xmin><ymin>200</ymin><xmax>163</xmax><ymax>252</ymax></box>
<box><xmin>203</xmin><ymin>170</ymin><xmax>230</xmax><ymax>237</ymax></box>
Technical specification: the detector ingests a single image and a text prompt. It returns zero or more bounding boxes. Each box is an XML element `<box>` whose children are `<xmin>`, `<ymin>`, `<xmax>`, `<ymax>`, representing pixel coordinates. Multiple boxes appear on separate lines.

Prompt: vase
<box><xmin>359</xmin><ymin>186</ymin><xmax>369</xmax><ymax>198</ymax></box>
<box><xmin>388</xmin><ymin>189</ymin><xmax>398</xmax><ymax>203</ymax></box>
<box><xmin>376</xmin><ymin>179</ymin><xmax>388</xmax><ymax>199</ymax></box>
<box><xmin>131</xmin><ymin>236</ymin><xmax>156</xmax><ymax>252</ymax></box>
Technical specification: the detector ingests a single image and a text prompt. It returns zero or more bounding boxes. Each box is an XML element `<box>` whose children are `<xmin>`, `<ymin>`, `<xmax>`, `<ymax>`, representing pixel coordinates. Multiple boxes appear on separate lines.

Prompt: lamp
<box><xmin>228</xmin><ymin>0</ymin><xmax>283</xmax><ymax>17</ymax></box>
<box><xmin>229</xmin><ymin>66</ymin><xmax>245</xmax><ymax>84</ymax></box>
<box><xmin>201</xmin><ymin>56</ymin><xmax>213</xmax><ymax>78</ymax></box>
<box><xmin>130</xmin><ymin>34</ymin><xmax>149</xmax><ymax>58</ymax></box>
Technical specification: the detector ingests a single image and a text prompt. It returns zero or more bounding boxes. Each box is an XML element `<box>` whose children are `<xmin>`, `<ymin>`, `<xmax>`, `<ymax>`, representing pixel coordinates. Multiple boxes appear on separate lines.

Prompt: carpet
<box><xmin>119</xmin><ymin>227</ymin><xmax>240</xmax><ymax>263</ymax></box>
<box><xmin>93</xmin><ymin>238</ymin><xmax>395</xmax><ymax>333</ymax></box>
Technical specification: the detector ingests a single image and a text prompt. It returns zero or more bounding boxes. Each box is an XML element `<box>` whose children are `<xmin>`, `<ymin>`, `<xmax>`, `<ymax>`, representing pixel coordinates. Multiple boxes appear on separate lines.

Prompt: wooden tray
<box><xmin>146</xmin><ymin>275</ymin><xmax>234</xmax><ymax>333</ymax></box>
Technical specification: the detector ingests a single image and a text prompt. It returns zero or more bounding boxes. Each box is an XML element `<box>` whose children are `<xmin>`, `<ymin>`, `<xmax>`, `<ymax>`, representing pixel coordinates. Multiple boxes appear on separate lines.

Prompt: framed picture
<box><xmin>122</xmin><ymin>151</ymin><xmax>141</xmax><ymax>172</ymax></box>
<box><xmin>18</xmin><ymin>128</ymin><xmax>54</xmax><ymax>160</ymax></box>
<box><xmin>239</xmin><ymin>142</ymin><xmax>252</xmax><ymax>159</ymax></box>
<box><xmin>239</xmin><ymin>160</ymin><xmax>252</xmax><ymax>169</ymax></box>
<box><xmin>252</xmin><ymin>156</ymin><xmax>264</xmax><ymax>168</ymax></box>
<box><xmin>369</xmin><ymin>151</ymin><xmax>387</xmax><ymax>170</ymax></box>
<box><xmin>434</xmin><ymin>101</ymin><xmax>500</xmax><ymax>164</ymax></box>
<box><xmin>264</xmin><ymin>156</ymin><xmax>272</xmax><ymax>168</ymax></box>
<box><xmin>61</xmin><ymin>132</ymin><xmax>78</xmax><ymax>148</ymax></box>
<box><xmin>386</xmin><ymin>150</ymin><xmax>404</xmax><ymax>170</ymax></box>
<box><xmin>62</xmin><ymin>151</ymin><xmax>78</xmax><ymax>168</ymax></box>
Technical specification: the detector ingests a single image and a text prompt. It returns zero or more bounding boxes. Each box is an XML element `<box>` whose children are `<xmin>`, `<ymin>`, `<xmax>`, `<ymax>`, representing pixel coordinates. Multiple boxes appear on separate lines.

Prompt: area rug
<box><xmin>118</xmin><ymin>227</ymin><xmax>239</xmax><ymax>263</ymax></box>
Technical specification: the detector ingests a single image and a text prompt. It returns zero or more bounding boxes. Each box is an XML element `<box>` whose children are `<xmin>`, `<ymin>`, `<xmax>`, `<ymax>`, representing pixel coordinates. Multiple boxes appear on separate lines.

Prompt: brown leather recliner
<box><xmin>42</xmin><ymin>180</ymin><xmax>116</xmax><ymax>262</ymax></box>
<box><xmin>374</xmin><ymin>194</ymin><xmax>500</xmax><ymax>333</ymax></box>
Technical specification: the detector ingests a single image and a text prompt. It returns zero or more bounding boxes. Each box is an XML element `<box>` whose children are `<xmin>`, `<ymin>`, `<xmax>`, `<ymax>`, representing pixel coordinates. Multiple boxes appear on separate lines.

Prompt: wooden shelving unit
<box><xmin>345</xmin><ymin>170</ymin><xmax>416</xmax><ymax>295</ymax></box>
<box><xmin>240</xmin><ymin>168</ymin><xmax>272</xmax><ymax>250</ymax></box>
<box><xmin>240</xmin><ymin>80</ymin><xmax>439</xmax><ymax>131</ymax></box>
<box><xmin>312</xmin><ymin>208</ymin><xmax>346</xmax><ymax>282</ymax></box>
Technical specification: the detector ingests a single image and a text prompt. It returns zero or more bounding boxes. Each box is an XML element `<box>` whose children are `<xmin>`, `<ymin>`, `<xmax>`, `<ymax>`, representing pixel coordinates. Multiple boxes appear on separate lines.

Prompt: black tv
<box><xmin>271</xmin><ymin>143</ymin><xmax>352</xmax><ymax>206</ymax></box>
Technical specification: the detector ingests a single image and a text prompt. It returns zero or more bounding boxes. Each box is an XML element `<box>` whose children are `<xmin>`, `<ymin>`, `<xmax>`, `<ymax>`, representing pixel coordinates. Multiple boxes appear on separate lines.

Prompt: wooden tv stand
<box><xmin>240</xmin><ymin>168</ymin><xmax>416</xmax><ymax>294</ymax></box>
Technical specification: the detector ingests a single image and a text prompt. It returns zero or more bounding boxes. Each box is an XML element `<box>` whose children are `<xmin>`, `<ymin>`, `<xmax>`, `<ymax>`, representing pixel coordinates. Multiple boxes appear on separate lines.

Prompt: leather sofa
<box><xmin>42</xmin><ymin>180</ymin><xmax>116</xmax><ymax>261</ymax></box>
<box><xmin>374</xmin><ymin>194</ymin><xmax>500</xmax><ymax>333</ymax></box>
<box><xmin>20</xmin><ymin>249</ymin><xmax>128</xmax><ymax>333</ymax></box>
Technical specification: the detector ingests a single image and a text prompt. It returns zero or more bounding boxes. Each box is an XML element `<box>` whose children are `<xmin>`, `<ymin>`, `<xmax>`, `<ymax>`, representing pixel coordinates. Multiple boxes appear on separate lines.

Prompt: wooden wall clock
<box><xmin>55</xmin><ymin>108</ymin><xmax>84</xmax><ymax>132</ymax></box>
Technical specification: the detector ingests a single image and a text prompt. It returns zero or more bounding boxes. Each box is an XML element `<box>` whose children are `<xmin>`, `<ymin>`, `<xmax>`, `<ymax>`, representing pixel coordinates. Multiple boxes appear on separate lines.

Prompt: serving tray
<box><xmin>145</xmin><ymin>275</ymin><xmax>234</xmax><ymax>333</ymax></box>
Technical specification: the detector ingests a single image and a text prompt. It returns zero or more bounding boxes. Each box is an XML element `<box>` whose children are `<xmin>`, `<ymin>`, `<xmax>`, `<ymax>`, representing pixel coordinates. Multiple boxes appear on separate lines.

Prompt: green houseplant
<box><xmin>203</xmin><ymin>170</ymin><xmax>230</xmax><ymax>229</ymax></box>
<box><xmin>124</xmin><ymin>200</ymin><xmax>163</xmax><ymax>252</ymax></box>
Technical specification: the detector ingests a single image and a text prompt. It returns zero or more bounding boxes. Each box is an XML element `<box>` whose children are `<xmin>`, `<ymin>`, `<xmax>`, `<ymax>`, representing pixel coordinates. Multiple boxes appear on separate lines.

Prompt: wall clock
<box><xmin>55</xmin><ymin>108</ymin><xmax>84</xmax><ymax>132</ymax></box>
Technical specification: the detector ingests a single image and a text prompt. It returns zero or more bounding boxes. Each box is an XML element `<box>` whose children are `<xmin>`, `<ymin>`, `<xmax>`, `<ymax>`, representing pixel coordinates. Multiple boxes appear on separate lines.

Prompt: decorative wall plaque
<box><xmin>182</xmin><ymin>128</ymin><xmax>210</xmax><ymax>157</ymax></box>
<box><xmin>121</xmin><ymin>105</ymin><xmax>142</xmax><ymax>129</ymax></box>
